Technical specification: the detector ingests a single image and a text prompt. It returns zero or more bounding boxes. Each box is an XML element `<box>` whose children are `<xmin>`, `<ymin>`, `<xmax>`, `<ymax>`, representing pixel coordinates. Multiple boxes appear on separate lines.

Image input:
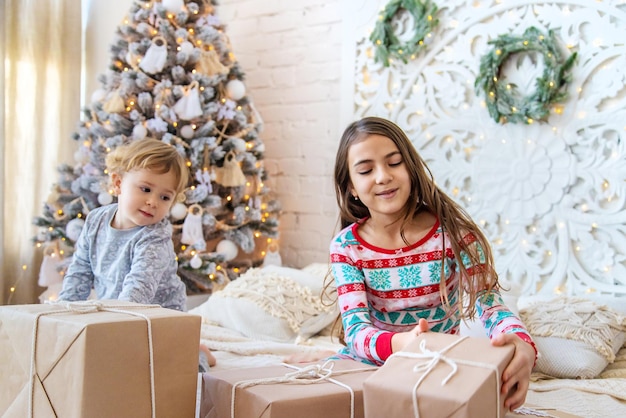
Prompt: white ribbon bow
<box><xmin>230</xmin><ymin>360</ymin><xmax>374</xmax><ymax>418</ymax></box>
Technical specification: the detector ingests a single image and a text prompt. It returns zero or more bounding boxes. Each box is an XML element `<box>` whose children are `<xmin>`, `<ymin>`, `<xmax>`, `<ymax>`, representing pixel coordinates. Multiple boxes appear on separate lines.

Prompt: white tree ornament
<box><xmin>97</xmin><ymin>191</ymin><xmax>113</xmax><ymax>206</ymax></box>
<box><xmin>65</xmin><ymin>218</ymin><xmax>85</xmax><ymax>242</ymax></box>
<box><xmin>170</xmin><ymin>202</ymin><xmax>188</xmax><ymax>221</ymax></box>
<box><xmin>226</xmin><ymin>79</ymin><xmax>246</xmax><ymax>101</ymax></box>
<box><xmin>216</xmin><ymin>239</ymin><xmax>238</xmax><ymax>261</ymax></box>
<box><xmin>173</xmin><ymin>80</ymin><xmax>203</xmax><ymax>120</ymax></box>
<box><xmin>38</xmin><ymin>247</ymin><xmax>64</xmax><ymax>287</ymax></box>
<box><xmin>189</xmin><ymin>253</ymin><xmax>203</xmax><ymax>269</ymax></box>
<box><xmin>139</xmin><ymin>36</ymin><xmax>168</xmax><ymax>74</ymax></box>
<box><xmin>179</xmin><ymin>41</ymin><xmax>194</xmax><ymax>55</ymax></box>
<box><xmin>180</xmin><ymin>124</ymin><xmax>195</xmax><ymax>139</ymax></box>
<box><xmin>181</xmin><ymin>203</ymin><xmax>205</xmax><ymax>247</ymax></box>
<box><xmin>132</xmin><ymin>124</ymin><xmax>147</xmax><ymax>140</ymax></box>
<box><xmin>162</xmin><ymin>0</ymin><xmax>184</xmax><ymax>13</ymax></box>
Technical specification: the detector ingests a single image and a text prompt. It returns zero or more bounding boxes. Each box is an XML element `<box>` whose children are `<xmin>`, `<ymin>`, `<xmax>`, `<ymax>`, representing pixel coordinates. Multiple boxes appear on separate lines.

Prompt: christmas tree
<box><xmin>33</xmin><ymin>0</ymin><xmax>281</xmax><ymax>295</ymax></box>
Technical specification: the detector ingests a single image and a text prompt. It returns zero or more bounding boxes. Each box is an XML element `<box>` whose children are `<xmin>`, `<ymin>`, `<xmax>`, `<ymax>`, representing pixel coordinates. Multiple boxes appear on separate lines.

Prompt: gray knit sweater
<box><xmin>58</xmin><ymin>204</ymin><xmax>186</xmax><ymax>311</ymax></box>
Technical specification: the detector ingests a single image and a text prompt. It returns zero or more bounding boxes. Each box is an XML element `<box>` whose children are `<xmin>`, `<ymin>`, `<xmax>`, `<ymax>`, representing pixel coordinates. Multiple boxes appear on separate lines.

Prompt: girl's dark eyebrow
<box><xmin>352</xmin><ymin>150</ymin><xmax>401</xmax><ymax>167</ymax></box>
<box><xmin>352</xmin><ymin>158</ymin><xmax>372</xmax><ymax>167</ymax></box>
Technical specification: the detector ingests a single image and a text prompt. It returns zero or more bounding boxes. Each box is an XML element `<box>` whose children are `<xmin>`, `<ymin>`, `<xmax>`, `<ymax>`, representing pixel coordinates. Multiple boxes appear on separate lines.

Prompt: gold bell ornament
<box><xmin>103</xmin><ymin>89</ymin><xmax>125</xmax><ymax>113</ymax></box>
<box><xmin>196</xmin><ymin>48</ymin><xmax>229</xmax><ymax>76</ymax></box>
<box><xmin>214</xmin><ymin>150</ymin><xmax>247</xmax><ymax>187</ymax></box>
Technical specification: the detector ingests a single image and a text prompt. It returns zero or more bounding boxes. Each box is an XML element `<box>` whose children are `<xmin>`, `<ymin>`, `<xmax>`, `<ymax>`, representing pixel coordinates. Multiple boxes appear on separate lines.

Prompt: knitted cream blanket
<box><xmin>520</xmin><ymin>296</ymin><xmax>626</xmax><ymax>417</ymax></box>
<box><xmin>211</xmin><ymin>271</ymin><xmax>334</xmax><ymax>335</ymax></box>
<box><xmin>520</xmin><ymin>296</ymin><xmax>626</xmax><ymax>362</ymax></box>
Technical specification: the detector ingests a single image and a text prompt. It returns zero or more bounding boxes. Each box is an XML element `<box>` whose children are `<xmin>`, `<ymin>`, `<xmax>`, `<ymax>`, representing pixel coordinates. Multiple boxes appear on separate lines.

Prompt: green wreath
<box><xmin>370</xmin><ymin>0</ymin><xmax>439</xmax><ymax>67</ymax></box>
<box><xmin>474</xmin><ymin>26</ymin><xmax>577</xmax><ymax>124</ymax></box>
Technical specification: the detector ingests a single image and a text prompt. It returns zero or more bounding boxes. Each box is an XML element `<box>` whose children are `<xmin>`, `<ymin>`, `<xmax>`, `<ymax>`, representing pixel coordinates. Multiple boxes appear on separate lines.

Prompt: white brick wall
<box><xmin>219</xmin><ymin>0</ymin><xmax>343</xmax><ymax>268</ymax></box>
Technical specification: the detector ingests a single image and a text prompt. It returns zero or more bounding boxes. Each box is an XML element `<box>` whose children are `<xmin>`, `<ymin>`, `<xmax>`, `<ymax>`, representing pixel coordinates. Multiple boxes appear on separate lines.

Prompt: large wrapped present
<box><xmin>199</xmin><ymin>359</ymin><xmax>377</xmax><ymax>418</ymax></box>
<box><xmin>363</xmin><ymin>332</ymin><xmax>515</xmax><ymax>418</ymax></box>
<box><xmin>0</xmin><ymin>300</ymin><xmax>201</xmax><ymax>418</ymax></box>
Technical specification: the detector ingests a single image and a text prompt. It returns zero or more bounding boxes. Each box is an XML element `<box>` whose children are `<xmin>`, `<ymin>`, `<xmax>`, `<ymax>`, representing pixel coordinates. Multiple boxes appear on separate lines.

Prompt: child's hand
<box><xmin>199</xmin><ymin>343</ymin><xmax>217</xmax><ymax>367</ymax></box>
<box><xmin>391</xmin><ymin>318</ymin><xmax>429</xmax><ymax>352</ymax></box>
<box><xmin>491</xmin><ymin>334</ymin><xmax>535</xmax><ymax>411</ymax></box>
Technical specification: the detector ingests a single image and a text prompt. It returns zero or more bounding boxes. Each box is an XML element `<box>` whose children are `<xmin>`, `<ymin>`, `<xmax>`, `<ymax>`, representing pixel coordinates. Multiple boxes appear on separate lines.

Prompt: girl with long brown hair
<box><xmin>327</xmin><ymin>116</ymin><xmax>536</xmax><ymax>411</ymax></box>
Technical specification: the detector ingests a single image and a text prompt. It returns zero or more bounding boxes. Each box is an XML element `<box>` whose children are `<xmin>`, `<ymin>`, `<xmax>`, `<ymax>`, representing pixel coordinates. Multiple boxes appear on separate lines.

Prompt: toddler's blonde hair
<box><xmin>105</xmin><ymin>138</ymin><xmax>189</xmax><ymax>195</ymax></box>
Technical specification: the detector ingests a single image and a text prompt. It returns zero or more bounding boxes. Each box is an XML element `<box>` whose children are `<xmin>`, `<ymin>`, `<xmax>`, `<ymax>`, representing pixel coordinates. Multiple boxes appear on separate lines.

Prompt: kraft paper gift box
<box><xmin>363</xmin><ymin>332</ymin><xmax>515</xmax><ymax>418</ymax></box>
<box><xmin>0</xmin><ymin>300</ymin><xmax>201</xmax><ymax>418</ymax></box>
<box><xmin>199</xmin><ymin>359</ymin><xmax>377</xmax><ymax>418</ymax></box>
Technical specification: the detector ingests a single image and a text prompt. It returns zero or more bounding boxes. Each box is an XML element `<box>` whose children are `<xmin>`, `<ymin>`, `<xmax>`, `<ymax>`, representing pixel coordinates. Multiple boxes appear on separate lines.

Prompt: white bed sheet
<box><xmin>197</xmin><ymin>321</ymin><xmax>342</xmax><ymax>371</ymax></box>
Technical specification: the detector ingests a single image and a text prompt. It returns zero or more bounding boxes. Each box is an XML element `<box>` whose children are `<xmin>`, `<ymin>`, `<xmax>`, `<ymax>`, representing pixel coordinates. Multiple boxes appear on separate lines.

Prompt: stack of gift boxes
<box><xmin>198</xmin><ymin>332</ymin><xmax>580</xmax><ymax>418</ymax></box>
<box><xmin>1</xmin><ymin>302</ymin><xmax>578</xmax><ymax>418</ymax></box>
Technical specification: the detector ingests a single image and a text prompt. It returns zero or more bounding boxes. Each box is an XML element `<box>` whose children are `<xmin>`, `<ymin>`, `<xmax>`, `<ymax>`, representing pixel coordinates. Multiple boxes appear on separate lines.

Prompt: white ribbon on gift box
<box><xmin>229</xmin><ymin>359</ymin><xmax>374</xmax><ymax>418</ymax></box>
<box><xmin>29</xmin><ymin>301</ymin><xmax>161</xmax><ymax>418</ymax></box>
<box><xmin>388</xmin><ymin>336</ymin><xmax>503</xmax><ymax>418</ymax></box>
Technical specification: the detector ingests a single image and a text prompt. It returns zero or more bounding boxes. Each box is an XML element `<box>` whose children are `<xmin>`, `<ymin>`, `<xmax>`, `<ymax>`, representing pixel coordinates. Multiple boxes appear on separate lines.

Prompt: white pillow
<box><xmin>519</xmin><ymin>295</ymin><xmax>626</xmax><ymax>379</ymax></box>
<box><xmin>531</xmin><ymin>335</ymin><xmax>625</xmax><ymax>379</ymax></box>
<box><xmin>190</xmin><ymin>266</ymin><xmax>338</xmax><ymax>343</ymax></box>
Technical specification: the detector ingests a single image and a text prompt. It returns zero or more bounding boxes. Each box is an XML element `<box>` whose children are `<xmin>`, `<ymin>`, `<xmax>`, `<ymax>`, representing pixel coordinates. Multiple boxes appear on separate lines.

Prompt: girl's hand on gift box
<box><xmin>391</xmin><ymin>318</ymin><xmax>429</xmax><ymax>352</ymax></box>
<box><xmin>491</xmin><ymin>334</ymin><xmax>535</xmax><ymax>411</ymax></box>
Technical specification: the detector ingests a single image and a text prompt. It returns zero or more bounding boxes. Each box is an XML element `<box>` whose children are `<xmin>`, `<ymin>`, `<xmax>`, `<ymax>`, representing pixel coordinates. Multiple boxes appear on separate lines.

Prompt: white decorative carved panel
<box><xmin>347</xmin><ymin>0</ymin><xmax>626</xmax><ymax>297</ymax></box>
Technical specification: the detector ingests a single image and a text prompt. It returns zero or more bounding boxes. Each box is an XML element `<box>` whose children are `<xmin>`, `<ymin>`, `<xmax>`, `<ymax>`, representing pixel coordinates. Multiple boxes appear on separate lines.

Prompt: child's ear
<box><xmin>349</xmin><ymin>185</ymin><xmax>357</xmax><ymax>199</ymax></box>
<box><xmin>111</xmin><ymin>172</ymin><xmax>123</xmax><ymax>195</ymax></box>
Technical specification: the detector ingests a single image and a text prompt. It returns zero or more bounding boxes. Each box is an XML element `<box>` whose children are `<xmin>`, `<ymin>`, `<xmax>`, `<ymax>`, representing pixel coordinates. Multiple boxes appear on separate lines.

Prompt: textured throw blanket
<box><xmin>195</xmin><ymin>319</ymin><xmax>341</xmax><ymax>370</ymax></box>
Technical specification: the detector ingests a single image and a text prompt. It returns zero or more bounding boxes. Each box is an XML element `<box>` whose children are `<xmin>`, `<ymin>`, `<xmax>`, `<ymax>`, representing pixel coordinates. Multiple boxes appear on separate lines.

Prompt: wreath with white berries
<box><xmin>369</xmin><ymin>0</ymin><xmax>439</xmax><ymax>67</ymax></box>
<box><xmin>474</xmin><ymin>26</ymin><xmax>577</xmax><ymax>124</ymax></box>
